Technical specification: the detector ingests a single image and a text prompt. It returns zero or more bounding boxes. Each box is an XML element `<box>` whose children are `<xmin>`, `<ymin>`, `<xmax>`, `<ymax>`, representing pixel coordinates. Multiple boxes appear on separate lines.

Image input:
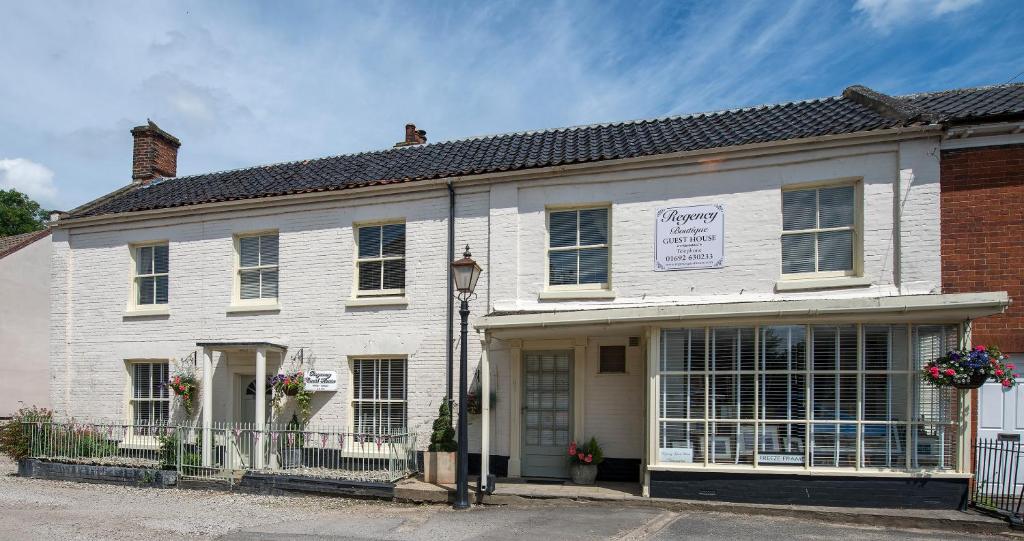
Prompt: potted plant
<box><xmin>922</xmin><ymin>345</ymin><xmax>1018</xmax><ymax>390</ymax></box>
<box><xmin>268</xmin><ymin>372</ymin><xmax>313</xmax><ymax>423</ymax></box>
<box><xmin>167</xmin><ymin>368</ymin><xmax>199</xmax><ymax>418</ymax></box>
<box><xmin>278</xmin><ymin>414</ymin><xmax>304</xmax><ymax>469</ymax></box>
<box><xmin>568</xmin><ymin>437</ymin><xmax>603</xmax><ymax>485</ymax></box>
<box><xmin>424</xmin><ymin>399</ymin><xmax>457</xmax><ymax>484</ymax></box>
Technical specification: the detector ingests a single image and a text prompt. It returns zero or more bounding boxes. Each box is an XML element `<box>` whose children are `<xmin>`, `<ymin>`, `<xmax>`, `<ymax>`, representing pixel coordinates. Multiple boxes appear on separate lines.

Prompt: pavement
<box><xmin>0</xmin><ymin>457</ymin><xmax>1012</xmax><ymax>540</ymax></box>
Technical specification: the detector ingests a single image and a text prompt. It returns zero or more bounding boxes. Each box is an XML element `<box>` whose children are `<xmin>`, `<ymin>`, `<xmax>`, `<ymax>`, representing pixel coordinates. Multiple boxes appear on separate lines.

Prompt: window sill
<box><xmin>226</xmin><ymin>303</ymin><xmax>281</xmax><ymax>314</ymax></box>
<box><xmin>123</xmin><ymin>306</ymin><xmax>170</xmax><ymax>318</ymax></box>
<box><xmin>344</xmin><ymin>297</ymin><xmax>408</xmax><ymax>308</ymax></box>
<box><xmin>538</xmin><ymin>289</ymin><xmax>616</xmax><ymax>301</ymax></box>
<box><xmin>774</xmin><ymin>276</ymin><xmax>872</xmax><ymax>292</ymax></box>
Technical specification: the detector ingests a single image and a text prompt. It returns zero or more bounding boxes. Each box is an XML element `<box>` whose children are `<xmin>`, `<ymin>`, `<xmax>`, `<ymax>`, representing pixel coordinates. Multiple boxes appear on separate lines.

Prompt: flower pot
<box><xmin>424</xmin><ymin>451</ymin><xmax>456</xmax><ymax>484</ymax></box>
<box><xmin>279</xmin><ymin>448</ymin><xmax>302</xmax><ymax>468</ymax></box>
<box><xmin>284</xmin><ymin>386</ymin><xmax>300</xmax><ymax>396</ymax></box>
<box><xmin>570</xmin><ymin>463</ymin><xmax>598</xmax><ymax>485</ymax></box>
<box><xmin>953</xmin><ymin>371</ymin><xmax>989</xmax><ymax>390</ymax></box>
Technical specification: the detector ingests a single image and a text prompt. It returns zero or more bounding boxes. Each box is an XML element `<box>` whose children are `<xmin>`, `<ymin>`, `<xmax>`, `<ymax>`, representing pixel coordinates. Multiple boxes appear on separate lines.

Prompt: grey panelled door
<box><xmin>522</xmin><ymin>350</ymin><xmax>573</xmax><ymax>478</ymax></box>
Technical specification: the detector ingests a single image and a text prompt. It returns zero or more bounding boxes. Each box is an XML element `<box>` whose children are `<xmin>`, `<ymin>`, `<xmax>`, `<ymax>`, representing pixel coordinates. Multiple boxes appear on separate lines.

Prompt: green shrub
<box><xmin>428</xmin><ymin>400</ymin><xmax>457</xmax><ymax>452</ymax></box>
<box><xmin>0</xmin><ymin>406</ymin><xmax>52</xmax><ymax>460</ymax></box>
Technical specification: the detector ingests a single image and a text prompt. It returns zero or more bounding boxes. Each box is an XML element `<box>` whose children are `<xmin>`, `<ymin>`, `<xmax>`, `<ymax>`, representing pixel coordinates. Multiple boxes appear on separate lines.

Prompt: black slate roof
<box><xmin>69</xmin><ymin>83</ymin><xmax>1024</xmax><ymax>219</ymax></box>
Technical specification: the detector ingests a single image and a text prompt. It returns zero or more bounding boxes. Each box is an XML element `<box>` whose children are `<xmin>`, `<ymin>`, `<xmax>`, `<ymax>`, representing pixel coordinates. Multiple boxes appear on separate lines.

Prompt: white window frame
<box><xmin>779</xmin><ymin>179</ymin><xmax>863</xmax><ymax>280</ymax></box>
<box><xmin>127</xmin><ymin>241</ymin><xmax>170</xmax><ymax>314</ymax></box>
<box><xmin>232</xmin><ymin>231</ymin><xmax>279</xmax><ymax>307</ymax></box>
<box><xmin>125</xmin><ymin>359</ymin><xmax>170</xmax><ymax>427</ymax></box>
<box><xmin>348</xmin><ymin>357</ymin><xmax>408</xmax><ymax>435</ymax></box>
<box><xmin>353</xmin><ymin>220</ymin><xmax>406</xmax><ymax>298</ymax></box>
<box><xmin>652</xmin><ymin>323</ymin><xmax>963</xmax><ymax>474</ymax></box>
<box><xmin>545</xmin><ymin>204</ymin><xmax>612</xmax><ymax>291</ymax></box>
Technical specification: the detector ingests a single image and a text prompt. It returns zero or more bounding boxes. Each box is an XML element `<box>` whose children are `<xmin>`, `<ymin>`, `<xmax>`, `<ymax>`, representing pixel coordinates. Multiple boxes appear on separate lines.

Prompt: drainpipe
<box><xmin>447</xmin><ymin>181</ymin><xmax>455</xmax><ymax>408</ymax></box>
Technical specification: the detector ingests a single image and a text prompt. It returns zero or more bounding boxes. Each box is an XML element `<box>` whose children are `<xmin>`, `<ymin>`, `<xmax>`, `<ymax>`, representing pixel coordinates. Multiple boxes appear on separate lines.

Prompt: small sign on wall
<box><xmin>304</xmin><ymin>369</ymin><xmax>338</xmax><ymax>392</ymax></box>
<box><xmin>655</xmin><ymin>204</ymin><xmax>724</xmax><ymax>271</ymax></box>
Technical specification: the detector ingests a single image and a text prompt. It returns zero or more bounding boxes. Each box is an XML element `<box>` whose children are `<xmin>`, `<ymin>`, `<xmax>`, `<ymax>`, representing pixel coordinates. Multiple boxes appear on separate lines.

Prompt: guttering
<box><xmin>54</xmin><ymin>124</ymin><xmax>943</xmax><ymax>230</ymax></box>
<box><xmin>476</xmin><ymin>292</ymin><xmax>1009</xmax><ymax>330</ymax></box>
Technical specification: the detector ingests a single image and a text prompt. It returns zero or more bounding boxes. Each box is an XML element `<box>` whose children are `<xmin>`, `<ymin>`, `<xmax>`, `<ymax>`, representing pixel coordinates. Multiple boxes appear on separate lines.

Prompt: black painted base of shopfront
<box><xmin>649</xmin><ymin>470</ymin><xmax>968</xmax><ymax>509</ymax></box>
<box><xmin>238</xmin><ymin>472</ymin><xmax>394</xmax><ymax>499</ymax></box>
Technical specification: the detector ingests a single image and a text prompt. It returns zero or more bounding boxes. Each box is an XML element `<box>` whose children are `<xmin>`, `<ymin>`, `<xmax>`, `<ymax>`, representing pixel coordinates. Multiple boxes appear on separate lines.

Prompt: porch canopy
<box><xmin>473</xmin><ymin>292</ymin><xmax>1007</xmax><ymax>491</ymax></box>
<box><xmin>196</xmin><ymin>341</ymin><xmax>287</xmax><ymax>468</ymax></box>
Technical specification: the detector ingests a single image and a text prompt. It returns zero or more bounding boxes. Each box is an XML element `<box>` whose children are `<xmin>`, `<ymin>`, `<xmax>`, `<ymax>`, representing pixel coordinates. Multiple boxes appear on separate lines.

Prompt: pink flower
<box><xmin>944</xmin><ymin>369</ymin><xmax>956</xmax><ymax>376</ymax></box>
<box><xmin>1003</xmin><ymin>379</ymin><xmax>1013</xmax><ymax>388</ymax></box>
<box><xmin>996</xmin><ymin>369</ymin><xmax>1004</xmax><ymax>377</ymax></box>
<box><xmin>1008</xmin><ymin>363</ymin><xmax>1016</xmax><ymax>370</ymax></box>
<box><xmin>975</xmin><ymin>345</ymin><xmax>987</xmax><ymax>351</ymax></box>
<box><xmin>578</xmin><ymin>452</ymin><xmax>585</xmax><ymax>460</ymax></box>
<box><xmin>929</xmin><ymin>366</ymin><xmax>940</xmax><ymax>376</ymax></box>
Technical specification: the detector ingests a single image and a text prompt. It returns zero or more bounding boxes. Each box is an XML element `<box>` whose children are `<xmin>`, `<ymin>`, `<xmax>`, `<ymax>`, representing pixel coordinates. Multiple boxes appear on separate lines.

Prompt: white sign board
<box><xmin>659</xmin><ymin>447</ymin><xmax>694</xmax><ymax>463</ymax></box>
<box><xmin>758</xmin><ymin>453</ymin><xmax>804</xmax><ymax>465</ymax></box>
<box><xmin>655</xmin><ymin>204</ymin><xmax>724</xmax><ymax>271</ymax></box>
<box><xmin>303</xmin><ymin>369</ymin><xmax>338</xmax><ymax>392</ymax></box>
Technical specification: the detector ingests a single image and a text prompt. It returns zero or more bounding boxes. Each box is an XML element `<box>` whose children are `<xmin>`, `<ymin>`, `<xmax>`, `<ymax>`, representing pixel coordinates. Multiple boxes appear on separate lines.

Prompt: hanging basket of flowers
<box><xmin>268</xmin><ymin>371</ymin><xmax>313</xmax><ymax>423</ymax></box>
<box><xmin>167</xmin><ymin>370</ymin><xmax>199</xmax><ymax>417</ymax></box>
<box><xmin>922</xmin><ymin>345</ymin><xmax>1017</xmax><ymax>390</ymax></box>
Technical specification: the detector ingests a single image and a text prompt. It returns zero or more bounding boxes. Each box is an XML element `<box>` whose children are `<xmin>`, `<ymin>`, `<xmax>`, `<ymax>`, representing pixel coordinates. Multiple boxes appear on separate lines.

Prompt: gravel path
<box><xmin>0</xmin><ymin>456</ymin><xmax>423</xmax><ymax>540</ymax></box>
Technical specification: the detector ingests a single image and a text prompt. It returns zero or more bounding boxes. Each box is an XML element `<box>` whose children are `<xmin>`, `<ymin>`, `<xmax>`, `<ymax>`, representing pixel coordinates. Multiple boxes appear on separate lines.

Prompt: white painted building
<box><xmin>49</xmin><ymin>84</ymin><xmax>1024</xmax><ymax>507</ymax></box>
<box><xmin>0</xmin><ymin>229</ymin><xmax>51</xmax><ymax>417</ymax></box>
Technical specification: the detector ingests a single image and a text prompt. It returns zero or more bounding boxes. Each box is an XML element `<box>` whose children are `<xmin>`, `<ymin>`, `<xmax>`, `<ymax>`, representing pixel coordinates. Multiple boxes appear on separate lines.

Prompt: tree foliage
<box><xmin>0</xmin><ymin>189</ymin><xmax>50</xmax><ymax>237</ymax></box>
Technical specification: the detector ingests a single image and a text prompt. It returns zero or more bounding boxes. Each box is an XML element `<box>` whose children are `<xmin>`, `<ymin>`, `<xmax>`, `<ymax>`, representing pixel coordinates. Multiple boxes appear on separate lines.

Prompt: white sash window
<box><xmin>547</xmin><ymin>207</ymin><xmax>610</xmax><ymax>289</ymax></box>
<box><xmin>133</xmin><ymin>244</ymin><xmax>169</xmax><ymax>306</ymax></box>
<box><xmin>356</xmin><ymin>223</ymin><xmax>405</xmax><ymax>296</ymax></box>
<box><xmin>351</xmin><ymin>358</ymin><xmax>407</xmax><ymax>435</ymax></box>
<box><xmin>237</xmin><ymin>233</ymin><xmax>279</xmax><ymax>301</ymax></box>
<box><xmin>781</xmin><ymin>184</ymin><xmax>858</xmax><ymax>276</ymax></box>
<box><xmin>130</xmin><ymin>361</ymin><xmax>169</xmax><ymax>426</ymax></box>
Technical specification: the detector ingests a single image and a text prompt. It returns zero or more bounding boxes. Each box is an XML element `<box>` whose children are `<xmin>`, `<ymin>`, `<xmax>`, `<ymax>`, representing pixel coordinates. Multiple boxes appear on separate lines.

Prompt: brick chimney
<box><xmin>131</xmin><ymin>120</ymin><xmax>180</xmax><ymax>184</ymax></box>
<box><xmin>394</xmin><ymin>123</ymin><xmax>427</xmax><ymax>147</ymax></box>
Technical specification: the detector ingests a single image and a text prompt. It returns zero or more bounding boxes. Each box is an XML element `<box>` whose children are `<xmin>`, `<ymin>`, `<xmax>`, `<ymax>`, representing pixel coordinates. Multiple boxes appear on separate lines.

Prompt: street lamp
<box><xmin>451</xmin><ymin>245</ymin><xmax>481</xmax><ymax>510</ymax></box>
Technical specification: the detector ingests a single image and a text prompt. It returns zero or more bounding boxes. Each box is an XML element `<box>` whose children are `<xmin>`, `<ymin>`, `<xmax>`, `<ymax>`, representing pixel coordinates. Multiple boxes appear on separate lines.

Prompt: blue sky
<box><xmin>0</xmin><ymin>0</ymin><xmax>1021</xmax><ymax>210</ymax></box>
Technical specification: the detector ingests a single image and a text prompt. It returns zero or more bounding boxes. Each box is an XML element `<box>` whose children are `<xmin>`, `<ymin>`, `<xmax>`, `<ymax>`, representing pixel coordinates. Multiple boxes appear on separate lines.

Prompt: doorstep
<box><xmin>402</xmin><ymin>474</ymin><xmax>1009</xmax><ymax>535</ymax></box>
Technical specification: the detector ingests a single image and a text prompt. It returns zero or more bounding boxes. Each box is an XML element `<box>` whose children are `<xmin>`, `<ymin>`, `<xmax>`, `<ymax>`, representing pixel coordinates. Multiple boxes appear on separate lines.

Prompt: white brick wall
<box><xmin>52</xmin><ymin>137</ymin><xmax>944</xmax><ymax>456</ymax></box>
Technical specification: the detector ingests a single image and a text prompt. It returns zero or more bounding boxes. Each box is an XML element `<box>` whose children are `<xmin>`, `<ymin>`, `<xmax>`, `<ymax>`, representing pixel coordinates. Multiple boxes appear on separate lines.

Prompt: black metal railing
<box><xmin>972</xmin><ymin>439</ymin><xmax>1024</xmax><ymax>519</ymax></box>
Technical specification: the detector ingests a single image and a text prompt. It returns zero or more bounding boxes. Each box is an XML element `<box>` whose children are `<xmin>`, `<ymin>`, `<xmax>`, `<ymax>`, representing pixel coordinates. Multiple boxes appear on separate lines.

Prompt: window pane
<box><xmin>711</xmin><ymin>327</ymin><xmax>755</xmax><ymax>372</ymax></box>
<box><xmin>154</xmin><ymin>275</ymin><xmax>169</xmax><ymax>304</ymax></box>
<box><xmin>137</xmin><ymin>246</ymin><xmax>153</xmax><ymax>275</ymax></box>
<box><xmin>863</xmin><ymin>424</ymin><xmax>907</xmax><ymax>468</ymax></box>
<box><xmin>153</xmin><ymin>245</ymin><xmax>169</xmax><ymax>274</ymax></box>
<box><xmin>138</xmin><ymin>277</ymin><xmax>155</xmax><ymax>305</ymax></box>
<box><xmin>381</xmin><ymin>224</ymin><xmax>405</xmax><ymax>257</ymax></box>
<box><xmin>240</xmin><ymin>269</ymin><xmax>261</xmax><ymax>299</ymax></box>
<box><xmin>661</xmin><ymin>329</ymin><xmax>706</xmax><ymax>372</ymax></box>
<box><xmin>578</xmin><ymin>208</ymin><xmax>608</xmax><ymax>246</ymax></box>
<box><xmin>239</xmin><ymin>237</ymin><xmax>260</xmax><ymax>268</ymax></box>
<box><xmin>817</xmin><ymin>230</ymin><xmax>853</xmax><ymax>272</ymax></box>
<box><xmin>811</xmin><ymin>423</ymin><xmax>857</xmax><ymax>467</ymax></box>
<box><xmin>358</xmin><ymin>261</ymin><xmax>382</xmax><ymax>291</ymax></box>
<box><xmin>761</xmin><ymin>326</ymin><xmax>806</xmax><ymax>371</ymax></box>
<box><xmin>760</xmin><ymin>423</ymin><xmax>806</xmax><ymax>466</ymax></box>
<box><xmin>659</xmin><ymin>421</ymin><xmax>705</xmax><ymax>463</ymax></box>
<box><xmin>782</xmin><ymin>189</ymin><xmax>817</xmax><ymax>231</ymax></box>
<box><xmin>358</xmin><ymin>226</ymin><xmax>381</xmax><ymax>259</ymax></box>
<box><xmin>549</xmin><ymin>211</ymin><xmax>578</xmax><ymax>248</ymax></box>
<box><xmin>781</xmin><ymin>233</ymin><xmax>815</xmax><ymax>274</ymax></box>
<box><xmin>261</xmin><ymin>269</ymin><xmax>278</xmax><ymax>298</ymax></box>
<box><xmin>383</xmin><ymin>259</ymin><xmax>405</xmax><ymax>290</ymax></box>
<box><xmin>761</xmin><ymin>374</ymin><xmax>806</xmax><ymax>420</ymax></box>
<box><xmin>812</xmin><ymin>326</ymin><xmax>837</xmax><ymax>371</ymax></box>
<box><xmin>549</xmin><ymin>250</ymin><xmax>578</xmax><ymax>285</ymax></box>
<box><xmin>818</xmin><ymin>186</ymin><xmax>854</xmax><ymax>228</ymax></box>
<box><xmin>134</xmin><ymin>364</ymin><xmax>150</xmax><ymax>399</ymax></box>
<box><xmin>863</xmin><ymin>326</ymin><xmax>891</xmax><ymax>371</ymax></box>
<box><xmin>260</xmin><ymin>235</ymin><xmax>279</xmax><ymax>266</ymax></box>
<box><xmin>155</xmin><ymin>363</ymin><xmax>169</xmax><ymax>399</ymax></box>
<box><xmin>577</xmin><ymin>247</ymin><xmax>607</xmax><ymax>284</ymax></box>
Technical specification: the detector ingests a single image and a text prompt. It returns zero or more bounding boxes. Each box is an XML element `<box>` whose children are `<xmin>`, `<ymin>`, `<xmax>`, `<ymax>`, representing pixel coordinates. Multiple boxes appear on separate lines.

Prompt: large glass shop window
<box><xmin>657</xmin><ymin>325</ymin><xmax>960</xmax><ymax>470</ymax></box>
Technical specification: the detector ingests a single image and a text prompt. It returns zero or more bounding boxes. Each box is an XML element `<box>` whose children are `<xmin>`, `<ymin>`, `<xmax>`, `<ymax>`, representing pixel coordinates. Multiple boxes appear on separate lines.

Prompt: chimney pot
<box><xmin>395</xmin><ymin>123</ymin><xmax>427</xmax><ymax>147</ymax></box>
<box><xmin>131</xmin><ymin>120</ymin><xmax>180</xmax><ymax>184</ymax></box>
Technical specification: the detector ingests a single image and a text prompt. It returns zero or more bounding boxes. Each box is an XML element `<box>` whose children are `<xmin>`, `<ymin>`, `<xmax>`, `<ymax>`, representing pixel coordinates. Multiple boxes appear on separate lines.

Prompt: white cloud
<box><xmin>0</xmin><ymin>158</ymin><xmax>58</xmax><ymax>206</ymax></box>
<box><xmin>853</xmin><ymin>0</ymin><xmax>983</xmax><ymax>32</ymax></box>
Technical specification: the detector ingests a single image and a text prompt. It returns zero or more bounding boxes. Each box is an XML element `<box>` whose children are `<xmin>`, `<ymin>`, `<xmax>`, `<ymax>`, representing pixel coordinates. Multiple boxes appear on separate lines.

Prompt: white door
<box><xmin>977</xmin><ymin>368</ymin><xmax>1024</xmax><ymax>496</ymax></box>
<box><xmin>237</xmin><ymin>376</ymin><xmax>271</xmax><ymax>467</ymax></box>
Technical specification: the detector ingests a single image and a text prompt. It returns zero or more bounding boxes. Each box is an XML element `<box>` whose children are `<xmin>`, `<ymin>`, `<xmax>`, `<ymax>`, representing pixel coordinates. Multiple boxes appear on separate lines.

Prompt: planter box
<box><xmin>18</xmin><ymin>458</ymin><xmax>177</xmax><ymax>488</ymax></box>
<box><xmin>424</xmin><ymin>451</ymin><xmax>455</xmax><ymax>484</ymax></box>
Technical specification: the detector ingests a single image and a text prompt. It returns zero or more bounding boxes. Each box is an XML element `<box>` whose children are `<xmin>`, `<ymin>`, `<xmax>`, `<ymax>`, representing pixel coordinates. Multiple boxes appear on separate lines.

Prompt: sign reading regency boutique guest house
<box><xmin>655</xmin><ymin>204</ymin><xmax>725</xmax><ymax>271</ymax></box>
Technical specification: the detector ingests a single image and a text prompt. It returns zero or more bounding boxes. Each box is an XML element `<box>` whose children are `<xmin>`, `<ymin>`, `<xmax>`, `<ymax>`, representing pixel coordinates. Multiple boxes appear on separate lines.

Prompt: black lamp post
<box><xmin>451</xmin><ymin>245</ymin><xmax>482</xmax><ymax>510</ymax></box>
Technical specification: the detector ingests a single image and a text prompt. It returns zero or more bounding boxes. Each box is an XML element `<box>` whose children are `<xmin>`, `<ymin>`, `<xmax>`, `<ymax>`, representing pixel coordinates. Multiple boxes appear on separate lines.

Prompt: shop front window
<box><xmin>656</xmin><ymin>324</ymin><xmax>960</xmax><ymax>471</ymax></box>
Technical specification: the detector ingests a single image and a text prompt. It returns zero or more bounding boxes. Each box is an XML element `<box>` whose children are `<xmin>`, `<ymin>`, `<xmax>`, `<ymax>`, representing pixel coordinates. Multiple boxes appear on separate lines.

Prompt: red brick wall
<box><xmin>940</xmin><ymin>144</ymin><xmax>1024</xmax><ymax>351</ymax></box>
